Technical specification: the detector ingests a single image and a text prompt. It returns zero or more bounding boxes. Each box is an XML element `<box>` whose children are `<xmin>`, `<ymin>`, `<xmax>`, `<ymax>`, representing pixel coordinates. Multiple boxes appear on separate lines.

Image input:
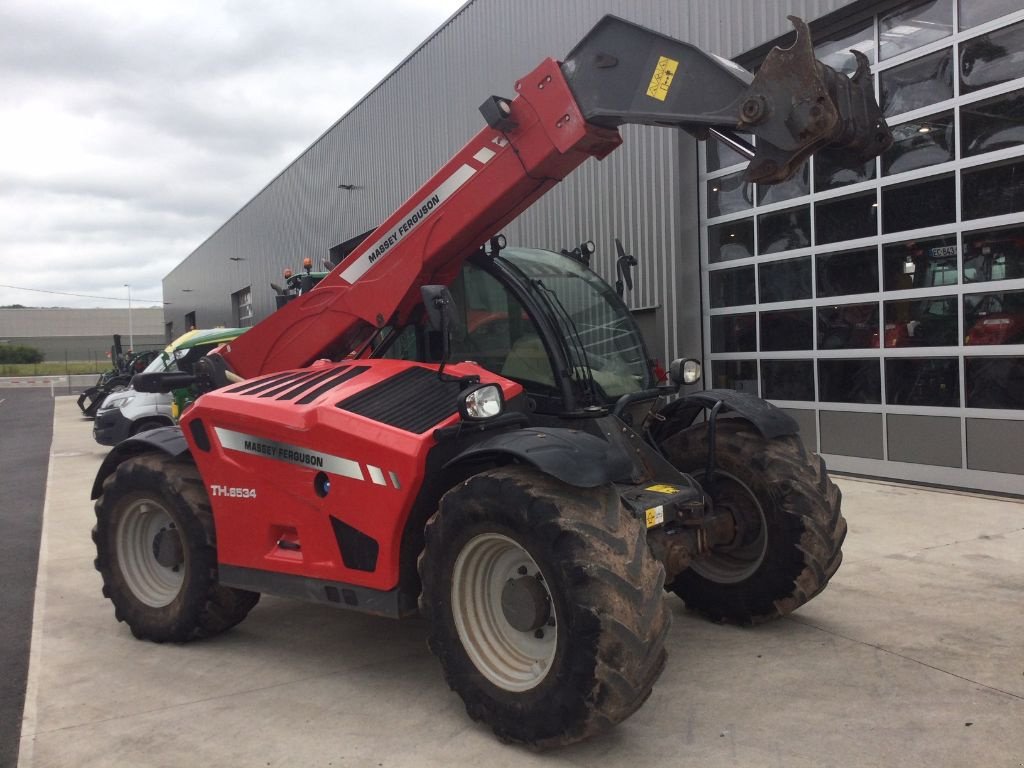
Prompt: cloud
<box><xmin>0</xmin><ymin>0</ymin><xmax>465</xmax><ymax>308</ymax></box>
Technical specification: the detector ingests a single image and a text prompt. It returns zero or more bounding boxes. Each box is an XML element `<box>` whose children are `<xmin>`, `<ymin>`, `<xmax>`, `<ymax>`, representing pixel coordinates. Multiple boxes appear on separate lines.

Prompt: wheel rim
<box><xmin>692</xmin><ymin>470</ymin><xmax>767</xmax><ymax>584</ymax></box>
<box><xmin>116</xmin><ymin>498</ymin><xmax>185</xmax><ymax>607</ymax></box>
<box><xmin>451</xmin><ymin>533</ymin><xmax>557</xmax><ymax>692</ymax></box>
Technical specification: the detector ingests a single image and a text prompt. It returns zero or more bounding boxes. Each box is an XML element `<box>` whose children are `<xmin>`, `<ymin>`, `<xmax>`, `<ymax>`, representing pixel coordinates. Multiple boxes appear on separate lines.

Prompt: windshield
<box><xmin>500</xmin><ymin>248</ymin><xmax>652</xmax><ymax>398</ymax></box>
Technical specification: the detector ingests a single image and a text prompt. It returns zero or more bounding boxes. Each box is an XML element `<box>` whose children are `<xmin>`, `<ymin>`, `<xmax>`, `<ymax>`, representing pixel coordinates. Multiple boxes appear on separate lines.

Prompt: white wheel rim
<box><xmin>116</xmin><ymin>498</ymin><xmax>185</xmax><ymax>607</ymax></box>
<box><xmin>451</xmin><ymin>533</ymin><xmax>557</xmax><ymax>692</ymax></box>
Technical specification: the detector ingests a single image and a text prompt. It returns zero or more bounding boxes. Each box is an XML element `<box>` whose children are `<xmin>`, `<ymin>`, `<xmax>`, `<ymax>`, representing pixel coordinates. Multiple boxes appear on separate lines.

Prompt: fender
<box><xmin>90</xmin><ymin>426</ymin><xmax>191</xmax><ymax>499</ymax></box>
<box><xmin>652</xmin><ymin>388</ymin><xmax>799</xmax><ymax>442</ymax></box>
<box><xmin>442</xmin><ymin>427</ymin><xmax>634</xmax><ymax>488</ymax></box>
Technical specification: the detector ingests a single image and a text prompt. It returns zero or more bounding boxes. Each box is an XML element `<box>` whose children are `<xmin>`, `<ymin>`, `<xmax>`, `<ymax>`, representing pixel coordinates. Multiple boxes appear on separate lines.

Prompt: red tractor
<box><xmin>91</xmin><ymin>16</ymin><xmax>889</xmax><ymax>746</ymax></box>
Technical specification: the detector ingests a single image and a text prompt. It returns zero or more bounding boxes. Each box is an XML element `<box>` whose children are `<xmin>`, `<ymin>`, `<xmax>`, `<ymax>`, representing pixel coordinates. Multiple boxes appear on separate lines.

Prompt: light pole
<box><xmin>124</xmin><ymin>283</ymin><xmax>134</xmax><ymax>351</ymax></box>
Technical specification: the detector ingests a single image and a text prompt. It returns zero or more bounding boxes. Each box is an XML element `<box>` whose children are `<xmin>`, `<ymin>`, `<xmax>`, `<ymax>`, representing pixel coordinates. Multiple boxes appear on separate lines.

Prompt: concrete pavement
<box><xmin>18</xmin><ymin>397</ymin><xmax>1024</xmax><ymax>767</ymax></box>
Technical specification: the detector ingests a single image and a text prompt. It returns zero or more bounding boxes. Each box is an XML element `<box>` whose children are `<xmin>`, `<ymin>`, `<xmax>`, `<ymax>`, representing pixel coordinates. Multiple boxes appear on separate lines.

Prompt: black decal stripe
<box><xmin>234</xmin><ymin>371</ymin><xmax>312</xmax><ymax>396</ymax></box>
<box><xmin>257</xmin><ymin>370</ymin><xmax>326</xmax><ymax>398</ymax></box>
<box><xmin>225</xmin><ymin>371</ymin><xmax>302</xmax><ymax>394</ymax></box>
<box><xmin>295</xmin><ymin>366</ymin><xmax>370</xmax><ymax>405</ymax></box>
<box><xmin>277</xmin><ymin>366</ymin><xmax>351</xmax><ymax>401</ymax></box>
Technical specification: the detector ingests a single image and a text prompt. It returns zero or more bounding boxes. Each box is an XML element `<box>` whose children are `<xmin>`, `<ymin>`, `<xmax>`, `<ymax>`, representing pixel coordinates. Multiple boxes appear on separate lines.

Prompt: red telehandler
<box><xmin>91</xmin><ymin>16</ymin><xmax>890</xmax><ymax>746</ymax></box>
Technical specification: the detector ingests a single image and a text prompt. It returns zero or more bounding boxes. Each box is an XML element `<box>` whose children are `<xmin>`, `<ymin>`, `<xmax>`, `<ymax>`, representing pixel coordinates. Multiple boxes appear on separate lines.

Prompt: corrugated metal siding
<box><xmin>164</xmin><ymin>0</ymin><xmax>852</xmax><ymax>364</ymax></box>
<box><xmin>0</xmin><ymin>308</ymin><xmax>165</xmax><ymax>337</ymax></box>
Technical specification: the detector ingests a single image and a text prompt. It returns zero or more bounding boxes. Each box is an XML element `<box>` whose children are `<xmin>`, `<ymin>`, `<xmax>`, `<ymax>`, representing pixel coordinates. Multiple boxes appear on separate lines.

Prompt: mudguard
<box><xmin>442</xmin><ymin>427</ymin><xmax>634</xmax><ymax>488</ymax></box>
<box><xmin>652</xmin><ymin>388</ymin><xmax>799</xmax><ymax>442</ymax></box>
<box><xmin>90</xmin><ymin>426</ymin><xmax>191</xmax><ymax>499</ymax></box>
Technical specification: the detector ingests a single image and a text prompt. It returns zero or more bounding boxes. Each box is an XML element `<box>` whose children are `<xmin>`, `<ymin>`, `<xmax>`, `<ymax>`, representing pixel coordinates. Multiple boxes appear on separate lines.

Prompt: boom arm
<box><xmin>217</xmin><ymin>15</ymin><xmax>890</xmax><ymax>378</ymax></box>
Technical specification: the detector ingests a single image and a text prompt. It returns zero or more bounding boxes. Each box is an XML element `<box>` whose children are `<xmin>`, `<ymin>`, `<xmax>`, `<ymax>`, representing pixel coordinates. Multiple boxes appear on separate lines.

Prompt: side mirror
<box><xmin>420</xmin><ymin>285</ymin><xmax>461</xmax><ymax>333</ymax></box>
<box><xmin>132</xmin><ymin>372</ymin><xmax>198</xmax><ymax>393</ymax></box>
<box><xmin>669</xmin><ymin>358</ymin><xmax>702</xmax><ymax>386</ymax></box>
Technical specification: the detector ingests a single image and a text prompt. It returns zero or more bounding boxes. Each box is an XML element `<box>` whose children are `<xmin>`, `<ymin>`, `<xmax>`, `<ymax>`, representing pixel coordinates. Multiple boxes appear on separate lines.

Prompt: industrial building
<box><xmin>0</xmin><ymin>307</ymin><xmax>165</xmax><ymax>363</ymax></box>
<box><xmin>163</xmin><ymin>0</ymin><xmax>1024</xmax><ymax>494</ymax></box>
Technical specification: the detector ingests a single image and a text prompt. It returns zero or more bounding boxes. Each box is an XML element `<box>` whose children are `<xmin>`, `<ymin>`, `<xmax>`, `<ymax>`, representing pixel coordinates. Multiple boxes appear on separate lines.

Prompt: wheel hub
<box><xmin>501</xmin><ymin>575</ymin><xmax>551</xmax><ymax>632</ymax></box>
<box><xmin>152</xmin><ymin>526</ymin><xmax>184</xmax><ymax>569</ymax></box>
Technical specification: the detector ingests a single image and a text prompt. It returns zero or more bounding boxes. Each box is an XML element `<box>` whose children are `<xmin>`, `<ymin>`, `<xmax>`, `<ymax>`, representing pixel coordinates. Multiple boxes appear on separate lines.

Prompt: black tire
<box><xmin>130</xmin><ymin>419</ymin><xmax>170</xmax><ymax>436</ymax></box>
<box><xmin>92</xmin><ymin>453</ymin><xmax>259</xmax><ymax>642</ymax></box>
<box><xmin>660</xmin><ymin>419</ymin><xmax>845</xmax><ymax>625</ymax></box>
<box><xmin>419</xmin><ymin>466</ymin><xmax>669</xmax><ymax>747</ymax></box>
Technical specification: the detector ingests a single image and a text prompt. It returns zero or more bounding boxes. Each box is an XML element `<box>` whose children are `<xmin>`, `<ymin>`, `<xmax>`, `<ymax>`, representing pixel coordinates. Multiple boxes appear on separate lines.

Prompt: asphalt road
<box><xmin>0</xmin><ymin>389</ymin><xmax>54</xmax><ymax>768</ymax></box>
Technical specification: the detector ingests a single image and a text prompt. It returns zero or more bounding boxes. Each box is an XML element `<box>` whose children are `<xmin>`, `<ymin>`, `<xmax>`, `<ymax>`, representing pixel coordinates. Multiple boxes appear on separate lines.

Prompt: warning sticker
<box><xmin>645</xmin><ymin>484</ymin><xmax>679</xmax><ymax>494</ymax></box>
<box><xmin>645</xmin><ymin>506</ymin><xmax>665</xmax><ymax>528</ymax></box>
<box><xmin>646</xmin><ymin>55</ymin><xmax>679</xmax><ymax>101</ymax></box>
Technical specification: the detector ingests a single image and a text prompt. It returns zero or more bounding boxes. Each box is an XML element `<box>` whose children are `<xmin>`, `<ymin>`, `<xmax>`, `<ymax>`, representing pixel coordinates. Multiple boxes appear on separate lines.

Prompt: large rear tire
<box><xmin>419</xmin><ymin>466</ymin><xmax>669</xmax><ymax>747</ymax></box>
<box><xmin>93</xmin><ymin>453</ymin><xmax>259</xmax><ymax>642</ymax></box>
<box><xmin>660</xmin><ymin>419</ymin><xmax>845</xmax><ymax>624</ymax></box>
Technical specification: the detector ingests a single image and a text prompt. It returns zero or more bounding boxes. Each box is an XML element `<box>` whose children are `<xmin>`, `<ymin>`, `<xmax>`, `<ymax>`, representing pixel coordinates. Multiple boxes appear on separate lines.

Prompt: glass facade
<box><xmin>702</xmin><ymin>1</ymin><xmax>1024</xmax><ymax>488</ymax></box>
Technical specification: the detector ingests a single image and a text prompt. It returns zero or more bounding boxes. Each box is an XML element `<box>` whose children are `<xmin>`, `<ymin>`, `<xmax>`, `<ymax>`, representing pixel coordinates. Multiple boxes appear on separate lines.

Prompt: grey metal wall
<box><xmin>0</xmin><ymin>308</ymin><xmax>165</xmax><ymax>361</ymax></box>
<box><xmin>163</xmin><ymin>0</ymin><xmax>852</xmax><ymax>367</ymax></box>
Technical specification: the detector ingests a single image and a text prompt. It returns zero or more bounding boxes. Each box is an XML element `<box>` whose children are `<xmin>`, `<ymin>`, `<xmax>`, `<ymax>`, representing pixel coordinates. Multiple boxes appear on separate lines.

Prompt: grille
<box><xmin>336</xmin><ymin>367</ymin><xmax>461</xmax><ymax>433</ymax></box>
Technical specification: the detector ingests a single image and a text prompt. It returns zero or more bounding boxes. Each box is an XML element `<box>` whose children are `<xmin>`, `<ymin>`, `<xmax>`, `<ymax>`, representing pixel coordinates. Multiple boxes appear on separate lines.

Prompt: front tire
<box><xmin>93</xmin><ymin>453</ymin><xmax>259</xmax><ymax>642</ymax></box>
<box><xmin>419</xmin><ymin>466</ymin><xmax>669</xmax><ymax>747</ymax></box>
<box><xmin>660</xmin><ymin>419</ymin><xmax>846</xmax><ymax>624</ymax></box>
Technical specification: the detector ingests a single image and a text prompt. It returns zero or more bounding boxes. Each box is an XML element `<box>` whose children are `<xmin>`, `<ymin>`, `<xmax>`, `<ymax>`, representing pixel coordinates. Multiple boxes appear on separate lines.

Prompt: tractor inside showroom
<box><xmin>91</xmin><ymin>15</ymin><xmax>890</xmax><ymax>747</ymax></box>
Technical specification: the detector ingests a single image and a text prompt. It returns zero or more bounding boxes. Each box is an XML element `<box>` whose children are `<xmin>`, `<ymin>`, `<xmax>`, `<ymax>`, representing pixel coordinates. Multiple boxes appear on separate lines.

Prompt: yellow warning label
<box><xmin>645</xmin><ymin>506</ymin><xmax>665</xmax><ymax>528</ymax></box>
<box><xmin>646</xmin><ymin>484</ymin><xmax>679</xmax><ymax>494</ymax></box>
<box><xmin>646</xmin><ymin>55</ymin><xmax>679</xmax><ymax>101</ymax></box>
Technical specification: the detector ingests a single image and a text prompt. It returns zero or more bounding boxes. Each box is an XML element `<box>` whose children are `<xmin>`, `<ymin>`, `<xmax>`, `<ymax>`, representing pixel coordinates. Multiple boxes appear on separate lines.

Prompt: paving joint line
<box><xmin>20</xmin><ymin>651</ymin><xmax>427</xmax><ymax>739</ymax></box>
<box><xmin>788</xmin><ymin>616</ymin><xmax>1024</xmax><ymax>702</ymax></box>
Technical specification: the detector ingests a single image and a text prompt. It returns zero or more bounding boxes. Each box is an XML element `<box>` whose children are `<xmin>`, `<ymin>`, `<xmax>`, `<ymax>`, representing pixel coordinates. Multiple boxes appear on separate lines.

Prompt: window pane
<box><xmin>959</xmin><ymin>0</ymin><xmax>1021</xmax><ymax>30</ymax></box>
<box><xmin>817</xmin><ymin>248</ymin><xmax>880</xmax><ymax>297</ymax></box>
<box><xmin>758</xmin><ymin>256</ymin><xmax>811</xmax><ymax>303</ymax></box>
<box><xmin>761</xmin><ymin>359</ymin><xmax>815</xmax><ymax>401</ymax></box>
<box><xmin>960</xmin><ymin>20</ymin><xmax>1024</xmax><ymax>94</ymax></box>
<box><xmin>883</xmin><ymin>295</ymin><xmax>959</xmax><ymax>346</ymax></box>
<box><xmin>962</xmin><ymin>89</ymin><xmax>1024</xmax><ymax>158</ymax></box>
<box><xmin>965</xmin><ymin>356</ymin><xmax>1024</xmax><ymax>408</ymax></box>
<box><xmin>760</xmin><ymin>308</ymin><xmax>813</xmax><ymax>351</ymax></box>
<box><xmin>816</xmin><ymin>191</ymin><xmax>878</xmax><ymax>244</ymax></box>
<box><xmin>757</xmin><ymin>206</ymin><xmax>811</xmax><ymax>254</ymax></box>
<box><xmin>879</xmin><ymin>0</ymin><xmax>953</xmax><ymax>60</ymax></box>
<box><xmin>706</xmin><ymin>132</ymin><xmax>753</xmax><ymax>172</ymax></box>
<box><xmin>882</xmin><ymin>174</ymin><xmax>956</xmax><ymax>233</ymax></box>
<box><xmin>815</xmin><ymin>20</ymin><xmax>875</xmax><ymax>74</ymax></box>
<box><xmin>886</xmin><ymin>357</ymin><xmax>960</xmax><ymax>406</ymax></box>
<box><xmin>880</xmin><ymin>48</ymin><xmax>954</xmax><ymax>117</ymax></box>
<box><xmin>707</xmin><ymin>171</ymin><xmax>753</xmax><ymax>217</ymax></box>
<box><xmin>883</xmin><ymin>235</ymin><xmax>958</xmax><ymax>289</ymax></box>
<box><xmin>709</xmin><ymin>266</ymin><xmax>755</xmax><ymax>308</ymax></box>
<box><xmin>818</xmin><ymin>302</ymin><xmax>880</xmax><ymax>349</ymax></box>
<box><xmin>962</xmin><ymin>157</ymin><xmax>1024</xmax><ymax>220</ymax></box>
<box><xmin>708</xmin><ymin>219</ymin><xmax>755</xmax><ymax>263</ymax></box>
<box><xmin>964</xmin><ymin>289</ymin><xmax>1024</xmax><ymax>345</ymax></box>
<box><xmin>711</xmin><ymin>359</ymin><xmax>759</xmax><ymax>393</ymax></box>
<box><xmin>711</xmin><ymin>313</ymin><xmax>756</xmax><ymax>352</ymax></box>
<box><xmin>963</xmin><ymin>223</ymin><xmax>1024</xmax><ymax>282</ymax></box>
<box><xmin>814</xmin><ymin>152</ymin><xmax>876</xmax><ymax>191</ymax></box>
<box><xmin>756</xmin><ymin>163</ymin><xmax>810</xmax><ymax>206</ymax></box>
<box><xmin>881</xmin><ymin>111</ymin><xmax>955</xmax><ymax>174</ymax></box>
<box><xmin>818</xmin><ymin>358</ymin><xmax>882</xmax><ymax>403</ymax></box>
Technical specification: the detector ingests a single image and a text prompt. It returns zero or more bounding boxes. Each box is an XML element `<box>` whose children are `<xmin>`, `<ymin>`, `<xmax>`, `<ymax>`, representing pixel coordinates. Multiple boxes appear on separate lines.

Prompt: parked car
<box><xmin>92</xmin><ymin>327</ymin><xmax>245</xmax><ymax>446</ymax></box>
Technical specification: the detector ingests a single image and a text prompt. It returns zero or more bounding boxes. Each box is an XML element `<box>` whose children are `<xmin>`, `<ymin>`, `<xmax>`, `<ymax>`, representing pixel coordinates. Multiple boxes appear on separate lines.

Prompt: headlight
<box><xmin>459</xmin><ymin>383</ymin><xmax>504</xmax><ymax>420</ymax></box>
<box><xmin>682</xmin><ymin>360</ymin><xmax>702</xmax><ymax>384</ymax></box>
<box><xmin>669</xmin><ymin>358</ymin><xmax>702</xmax><ymax>386</ymax></box>
<box><xmin>103</xmin><ymin>394</ymin><xmax>134</xmax><ymax>410</ymax></box>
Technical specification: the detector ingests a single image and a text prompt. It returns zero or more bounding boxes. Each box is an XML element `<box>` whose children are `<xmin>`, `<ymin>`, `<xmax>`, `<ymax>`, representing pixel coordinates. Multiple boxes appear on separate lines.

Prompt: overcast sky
<box><xmin>0</xmin><ymin>0</ymin><xmax>465</xmax><ymax>309</ymax></box>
